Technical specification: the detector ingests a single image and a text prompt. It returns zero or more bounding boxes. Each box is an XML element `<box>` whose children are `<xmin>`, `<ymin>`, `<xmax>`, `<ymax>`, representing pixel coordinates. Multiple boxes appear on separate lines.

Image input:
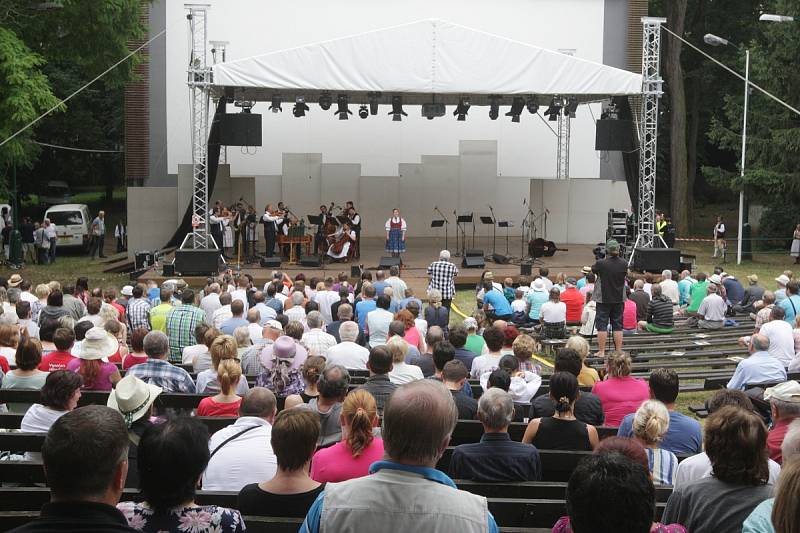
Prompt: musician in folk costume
<box><xmin>327</xmin><ymin>222</ymin><xmax>356</xmax><ymax>262</ymax></box>
<box><xmin>346</xmin><ymin>201</ymin><xmax>361</xmax><ymax>259</ymax></box>
<box><xmin>385</xmin><ymin>208</ymin><xmax>407</xmax><ymax>258</ymax></box>
<box><xmin>261</xmin><ymin>204</ymin><xmax>284</xmax><ymax>258</ymax></box>
<box><xmin>314</xmin><ymin>204</ymin><xmax>331</xmax><ymax>255</ymax></box>
<box><xmin>244</xmin><ymin>205</ymin><xmax>258</xmax><ymax>260</ymax></box>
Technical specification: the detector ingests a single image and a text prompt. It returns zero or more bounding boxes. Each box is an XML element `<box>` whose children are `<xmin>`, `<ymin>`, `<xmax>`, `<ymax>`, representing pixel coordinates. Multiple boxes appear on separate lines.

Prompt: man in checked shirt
<box><xmin>427</xmin><ymin>250</ymin><xmax>459</xmax><ymax>310</ymax></box>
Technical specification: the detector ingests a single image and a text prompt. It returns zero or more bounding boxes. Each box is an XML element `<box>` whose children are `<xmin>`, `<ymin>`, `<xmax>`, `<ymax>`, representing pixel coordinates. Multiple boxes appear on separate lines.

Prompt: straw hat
<box><xmin>121</xmin><ymin>285</ymin><xmax>134</xmax><ymax>297</ymax></box>
<box><xmin>747</xmin><ymin>274</ymin><xmax>758</xmax><ymax>284</ymax></box>
<box><xmin>708</xmin><ymin>274</ymin><xmax>722</xmax><ymax>285</ymax></box>
<box><xmin>8</xmin><ymin>274</ymin><xmax>22</xmax><ymax>288</ymax></box>
<box><xmin>532</xmin><ymin>278</ymin><xmax>547</xmax><ymax>292</ymax></box>
<box><xmin>581</xmin><ymin>266</ymin><xmax>592</xmax><ymax>275</ymax></box>
<box><xmin>78</xmin><ymin>327</ymin><xmax>119</xmax><ymax>360</ymax></box>
<box><xmin>107</xmin><ymin>374</ymin><xmax>162</xmax><ymax>427</ymax></box>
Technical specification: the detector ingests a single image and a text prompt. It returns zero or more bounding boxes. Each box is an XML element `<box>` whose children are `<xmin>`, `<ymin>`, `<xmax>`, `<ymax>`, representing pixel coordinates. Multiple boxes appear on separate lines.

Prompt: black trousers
<box><xmin>264</xmin><ymin>229</ymin><xmax>276</xmax><ymax>257</ymax></box>
<box><xmin>314</xmin><ymin>231</ymin><xmax>326</xmax><ymax>254</ymax></box>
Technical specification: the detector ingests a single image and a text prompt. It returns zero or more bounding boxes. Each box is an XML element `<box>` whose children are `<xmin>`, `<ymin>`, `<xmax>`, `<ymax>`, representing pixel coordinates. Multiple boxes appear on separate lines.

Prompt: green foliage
<box><xmin>0</xmin><ymin>26</ymin><xmax>62</xmax><ymax>171</ymax></box>
<box><xmin>758</xmin><ymin>205</ymin><xmax>796</xmax><ymax>248</ymax></box>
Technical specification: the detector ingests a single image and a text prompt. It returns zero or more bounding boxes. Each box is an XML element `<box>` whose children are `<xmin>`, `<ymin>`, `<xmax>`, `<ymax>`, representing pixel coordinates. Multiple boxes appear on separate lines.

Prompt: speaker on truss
<box><xmin>260</xmin><ymin>256</ymin><xmax>281</xmax><ymax>268</ymax></box>
<box><xmin>378</xmin><ymin>257</ymin><xmax>402</xmax><ymax>269</ymax></box>
<box><xmin>595</xmin><ymin>119</ymin><xmax>635</xmax><ymax>151</ymax></box>
<box><xmin>220</xmin><ymin>113</ymin><xmax>263</xmax><ymax>147</ymax></box>
<box><xmin>462</xmin><ymin>256</ymin><xmax>486</xmax><ymax>269</ymax></box>
<box><xmin>299</xmin><ymin>255</ymin><xmax>321</xmax><ymax>267</ymax></box>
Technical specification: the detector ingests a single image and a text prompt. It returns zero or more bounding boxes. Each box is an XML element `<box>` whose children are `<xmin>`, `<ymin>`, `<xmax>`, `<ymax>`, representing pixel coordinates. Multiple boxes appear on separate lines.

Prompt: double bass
<box><xmin>528</xmin><ymin>238</ymin><xmax>568</xmax><ymax>258</ymax></box>
<box><xmin>323</xmin><ymin>201</ymin><xmax>338</xmax><ymax>236</ymax></box>
<box><xmin>327</xmin><ymin>224</ymin><xmax>352</xmax><ymax>256</ymax></box>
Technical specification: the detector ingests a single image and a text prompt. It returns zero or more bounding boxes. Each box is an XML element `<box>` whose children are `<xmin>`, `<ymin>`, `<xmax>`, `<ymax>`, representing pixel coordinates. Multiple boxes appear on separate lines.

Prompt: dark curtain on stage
<box><xmin>614</xmin><ymin>95</ymin><xmax>639</xmax><ymax>214</ymax></box>
<box><xmin>165</xmin><ymin>96</ymin><xmax>226</xmax><ymax>248</ymax></box>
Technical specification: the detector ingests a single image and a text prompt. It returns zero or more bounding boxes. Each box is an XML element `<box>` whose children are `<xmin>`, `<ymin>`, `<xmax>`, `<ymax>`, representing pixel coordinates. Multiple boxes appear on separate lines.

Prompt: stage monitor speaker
<box><xmin>219</xmin><ymin>113</ymin><xmax>262</xmax><ymax>147</ymax></box>
<box><xmin>492</xmin><ymin>253</ymin><xmax>510</xmax><ymax>265</ymax></box>
<box><xmin>465</xmin><ymin>249</ymin><xmax>484</xmax><ymax>257</ymax></box>
<box><xmin>520</xmin><ymin>262</ymin><xmax>532</xmax><ymax>276</ymax></box>
<box><xmin>595</xmin><ymin>119</ymin><xmax>635</xmax><ymax>151</ymax></box>
<box><xmin>299</xmin><ymin>255</ymin><xmax>321</xmax><ymax>267</ymax></box>
<box><xmin>174</xmin><ymin>249</ymin><xmax>220</xmax><ymax>276</ymax></box>
<box><xmin>462</xmin><ymin>256</ymin><xmax>486</xmax><ymax>269</ymax></box>
<box><xmin>260</xmin><ymin>256</ymin><xmax>281</xmax><ymax>268</ymax></box>
<box><xmin>162</xmin><ymin>263</ymin><xmax>175</xmax><ymax>277</ymax></box>
<box><xmin>378</xmin><ymin>256</ymin><xmax>401</xmax><ymax>269</ymax></box>
<box><xmin>632</xmin><ymin>248</ymin><xmax>681</xmax><ymax>273</ymax></box>
<box><xmin>350</xmin><ymin>265</ymin><xmax>362</xmax><ymax>278</ymax></box>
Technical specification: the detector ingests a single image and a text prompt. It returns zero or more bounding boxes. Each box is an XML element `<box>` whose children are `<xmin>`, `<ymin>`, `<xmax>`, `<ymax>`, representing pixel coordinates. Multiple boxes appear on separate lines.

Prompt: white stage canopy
<box><xmin>212</xmin><ymin>18</ymin><xmax>642</xmax><ymax>105</ymax></box>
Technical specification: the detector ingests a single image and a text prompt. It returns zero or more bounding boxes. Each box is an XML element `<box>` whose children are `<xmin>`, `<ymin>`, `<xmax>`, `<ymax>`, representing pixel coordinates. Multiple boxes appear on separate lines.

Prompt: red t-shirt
<box><xmin>561</xmin><ymin>288</ymin><xmax>585</xmax><ymax>323</ymax></box>
<box><xmin>39</xmin><ymin>351</ymin><xmax>77</xmax><ymax>372</ymax></box>
<box><xmin>122</xmin><ymin>354</ymin><xmax>148</xmax><ymax>370</ymax></box>
<box><xmin>196</xmin><ymin>397</ymin><xmax>242</xmax><ymax>417</ymax></box>
<box><xmin>110</xmin><ymin>302</ymin><xmax>126</xmax><ymax>322</ymax></box>
<box><xmin>768</xmin><ymin>418</ymin><xmax>792</xmax><ymax>464</ymax></box>
<box><xmin>0</xmin><ymin>357</ymin><xmax>8</xmax><ymax>374</ymax></box>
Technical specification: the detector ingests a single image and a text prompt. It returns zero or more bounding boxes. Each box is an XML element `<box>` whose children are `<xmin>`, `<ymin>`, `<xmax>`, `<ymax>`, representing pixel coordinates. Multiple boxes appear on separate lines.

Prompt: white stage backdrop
<box><xmin>139</xmin><ymin>0</ymin><xmax>635</xmax><ymax>250</ymax></box>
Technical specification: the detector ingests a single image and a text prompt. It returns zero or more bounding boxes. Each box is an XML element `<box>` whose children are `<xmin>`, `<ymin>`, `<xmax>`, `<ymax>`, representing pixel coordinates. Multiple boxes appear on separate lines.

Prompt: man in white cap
<box><xmin>774</xmin><ymin>274</ymin><xmax>790</xmax><ymax>303</ymax></box>
<box><xmin>525</xmin><ymin>278</ymin><xmax>549</xmax><ymax>324</ymax></box>
<box><xmin>764</xmin><ymin>381</ymin><xmax>800</xmax><ymax>464</ymax></box>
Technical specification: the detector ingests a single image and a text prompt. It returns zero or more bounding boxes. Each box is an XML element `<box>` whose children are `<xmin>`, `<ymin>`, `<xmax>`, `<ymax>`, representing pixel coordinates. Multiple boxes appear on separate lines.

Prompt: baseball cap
<box><xmin>265</xmin><ymin>320</ymin><xmax>283</xmax><ymax>331</ymax></box>
<box><xmin>566</xmin><ymin>276</ymin><xmax>578</xmax><ymax>286</ymax></box>
<box><xmin>606</xmin><ymin>239</ymin><xmax>620</xmax><ymax>252</ymax></box>
<box><xmin>764</xmin><ymin>381</ymin><xmax>800</xmax><ymax>403</ymax></box>
<box><xmin>747</xmin><ymin>274</ymin><xmax>758</xmax><ymax>284</ymax></box>
<box><xmin>776</xmin><ymin>274</ymin><xmax>791</xmax><ymax>286</ymax></box>
<box><xmin>121</xmin><ymin>285</ymin><xmax>134</xmax><ymax>297</ymax></box>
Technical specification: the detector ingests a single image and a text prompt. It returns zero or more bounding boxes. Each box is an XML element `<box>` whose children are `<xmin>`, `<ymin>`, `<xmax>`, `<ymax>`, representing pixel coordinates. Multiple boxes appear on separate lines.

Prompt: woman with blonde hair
<box><xmin>591</xmin><ymin>351</ymin><xmax>649</xmax><ymax>426</ymax></box>
<box><xmin>196</xmin><ymin>359</ymin><xmax>243</xmax><ymax>417</ymax></box>
<box><xmin>632</xmin><ymin>400</ymin><xmax>678</xmax><ymax>485</ymax></box>
<box><xmin>311</xmin><ymin>389</ymin><xmax>385</xmax><ymax>483</ymax></box>
<box><xmin>386</xmin><ymin>335</ymin><xmax>423</xmax><ymax>385</ymax></box>
<box><xmin>195</xmin><ymin>334</ymin><xmax>249</xmax><ymax>395</ymax></box>
<box><xmin>565</xmin><ymin>335</ymin><xmax>599</xmax><ymax>387</ymax></box>
<box><xmin>424</xmin><ymin>288</ymin><xmax>450</xmax><ymax>335</ymax></box>
<box><xmin>0</xmin><ymin>323</ymin><xmax>20</xmax><ymax>368</ymax></box>
<box><xmin>31</xmin><ymin>283</ymin><xmax>51</xmax><ymax>323</ymax></box>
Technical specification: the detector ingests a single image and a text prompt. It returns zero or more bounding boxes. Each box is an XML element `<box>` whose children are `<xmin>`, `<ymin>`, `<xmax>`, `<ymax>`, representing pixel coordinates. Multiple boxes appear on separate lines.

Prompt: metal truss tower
<box><xmin>185</xmin><ymin>4</ymin><xmax>212</xmax><ymax>249</ymax></box>
<box><xmin>636</xmin><ymin>17</ymin><xmax>666</xmax><ymax>248</ymax></box>
<box><xmin>556</xmin><ymin>103</ymin><xmax>571</xmax><ymax>179</ymax></box>
<box><xmin>210</xmin><ymin>40</ymin><xmax>229</xmax><ymax>165</ymax></box>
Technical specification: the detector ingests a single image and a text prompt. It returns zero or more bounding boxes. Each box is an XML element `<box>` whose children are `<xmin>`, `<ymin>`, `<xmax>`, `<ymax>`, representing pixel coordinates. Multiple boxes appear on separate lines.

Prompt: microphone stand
<box><xmin>434</xmin><ymin>207</ymin><xmax>450</xmax><ymax>252</ymax></box>
<box><xmin>454</xmin><ymin>210</ymin><xmax>466</xmax><ymax>257</ymax></box>
<box><xmin>488</xmin><ymin>205</ymin><xmax>497</xmax><ymax>255</ymax></box>
<box><xmin>519</xmin><ymin>201</ymin><xmax>533</xmax><ymax>259</ymax></box>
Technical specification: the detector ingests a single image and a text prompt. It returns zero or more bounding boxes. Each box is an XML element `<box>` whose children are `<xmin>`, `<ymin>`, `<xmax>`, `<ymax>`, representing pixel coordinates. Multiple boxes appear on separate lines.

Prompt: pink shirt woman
<box><xmin>592</xmin><ymin>352</ymin><xmax>649</xmax><ymax>427</ymax></box>
<box><xmin>623</xmin><ymin>299</ymin><xmax>638</xmax><ymax>330</ymax></box>
<box><xmin>310</xmin><ymin>389</ymin><xmax>383</xmax><ymax>483</ymax></box>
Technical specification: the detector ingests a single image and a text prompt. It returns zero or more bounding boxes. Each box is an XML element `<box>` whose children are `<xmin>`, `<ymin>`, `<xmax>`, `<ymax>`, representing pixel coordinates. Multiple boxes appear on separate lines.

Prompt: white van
<box><xmin>44</xmin><ymin>204</ymin><xmax>92</xmax><ymax>250</ymax></box>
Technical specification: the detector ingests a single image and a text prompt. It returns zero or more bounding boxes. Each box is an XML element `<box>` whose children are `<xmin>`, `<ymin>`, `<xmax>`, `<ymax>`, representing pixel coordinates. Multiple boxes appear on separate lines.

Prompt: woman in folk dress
<box><xmin>791</xmin><ymin>223</ymin><xmax>800</xmax><ymax>264</ymax></box>
<box><xmin>385</xmin><ymin>208</ymin><xmax>407</xmax><ymax>258</ymax></box>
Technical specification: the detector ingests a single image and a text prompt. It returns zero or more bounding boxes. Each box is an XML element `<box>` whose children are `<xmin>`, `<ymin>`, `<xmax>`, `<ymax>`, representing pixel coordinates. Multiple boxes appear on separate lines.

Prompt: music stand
<box><xmin>431</xmin><ymin>220</ymin><xmax>447</xmax><ymax>252</ymax></box>
<box><xmin>336</xmin><ymin>215</ymin><xmax>350</xmax><ymax>226</ymax></box>
<box><xmin>480</xmin><ymin>216</ymin><xmax>495</xmax><ymax>255</ymax></box>
<box><xmin>456</xmin><ymin>213</ymin><xmax>473</xmax><ymax>258</ymax></box>
<box><xmin>498</xmin><ymin>221</ymin><xmax>513</xmax><ymax>255</ymax></box>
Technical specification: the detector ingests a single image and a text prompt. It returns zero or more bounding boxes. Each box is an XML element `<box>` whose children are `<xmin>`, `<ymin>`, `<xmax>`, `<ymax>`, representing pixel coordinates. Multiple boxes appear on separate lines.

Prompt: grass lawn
<box><xmin>1</xmin><ymin>253</ymin><xmax>129</xmax><ymax>290</ymax></box>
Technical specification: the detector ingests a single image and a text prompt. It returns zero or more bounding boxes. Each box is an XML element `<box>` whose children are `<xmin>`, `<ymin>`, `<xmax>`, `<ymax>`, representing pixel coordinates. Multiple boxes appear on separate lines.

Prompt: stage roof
<box><xmin>211</xmin><ymin>18</ymin><xmax>643</xmax><ymax>106</ymax></box>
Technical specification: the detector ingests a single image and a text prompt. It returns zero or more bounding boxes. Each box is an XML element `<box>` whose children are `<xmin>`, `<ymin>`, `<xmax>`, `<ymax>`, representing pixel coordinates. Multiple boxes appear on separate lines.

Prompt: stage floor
<box><xmin>139</xmin><ymin>237</ymin><xmax>596</xmax><ymax>294</ymax></box>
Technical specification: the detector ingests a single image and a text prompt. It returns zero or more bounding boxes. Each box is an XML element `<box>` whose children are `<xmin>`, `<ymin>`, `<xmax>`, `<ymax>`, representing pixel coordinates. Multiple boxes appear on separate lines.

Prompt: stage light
<box><xmin>544</xmin><ymin>97</ymin><xmax>561</xmax><ymax>121</ymax></box>
<box><xmin>526</xmin><ymin>95</ymin><xmax>539</xmax><ymax>114</ymax></box>
<box><xmin>505</xmin><ymin>97</ymin><xmax>525</xmax><ymax>123</ymax></box>
<box><xmin>368</xmin><ymin>92</ymin><xmax>381</xmax><ymax>115</ymax></box>
<box><xmin>389</xmin><ymin>96</ymin><xmax>408</xmax><ymax>122</ymax></box>
<box><xmin>488</xmin><ymin>95</ymin><xmax>501</xmax><ymax>120</ymax></box>
<box><xmin>269</xmin><ymin>95</ymin><xmax>282</xmax><ymax>113</ymax></box>
<box><xmin>292</xmin><ymin>96</ymin><xmax>310</xmax><ymax>117</ymax></box>
<box><xmin>318</xmin><ymin>92</ymin><xmax>332</xmax><ymax>110</ymax></box>
<box><xmin>565</xmin><ymin>97</ymin><xmax>578</xmax><ymax>118</ymax></box>
<box><xmin>358</xmin><ymin>105</ymin><xmax>369</xmax><ymax>119</ymax></box>
<box><xmin>422</xmin><ymin>103</ymin><xmax>446</xmax><ymax>120</ymax></box>
<box><xmin>335</xmin><ymin>94</ymin><xmax>352</xmax><ymax>120</ymax></box>
<box><xmin>453</xmin><ymin>97</ymin><xmax>470</xmax><ymax>121</ymax></box>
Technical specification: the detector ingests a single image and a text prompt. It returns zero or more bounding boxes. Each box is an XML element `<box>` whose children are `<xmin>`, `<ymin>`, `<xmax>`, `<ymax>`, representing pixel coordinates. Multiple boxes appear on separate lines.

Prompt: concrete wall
<box><xmin>127</xmin><ymin>187</ymin><xmax>178</xmax><ymax>254</ymax></box>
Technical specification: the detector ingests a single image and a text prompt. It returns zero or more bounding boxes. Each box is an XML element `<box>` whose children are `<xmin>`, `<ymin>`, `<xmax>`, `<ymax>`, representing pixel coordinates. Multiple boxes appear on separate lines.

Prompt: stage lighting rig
<box><xmin>358</xmin><ymin>105</ymin><xmax>369</xmax><ymax>119</ymax></box>
<box><xmin>269</xmin><ymin>95</ymin><xmax>282</xmax><ymax>113</ymax></box>
<box><xmin>292</xmin><ymin>96</ymin><xmax>310</xmax><ymax>117</ymax></box>
<box><xmin>233</xmin><ymin>100</ymin><xmax>255</xmax><ymax>113</ymax></box>
<box><xmin>488</xmin><ymin>95</ymin><xmax>501</xmax><ymax>120</ymax></box>
<box><xmin>505</xmin><ymin>97</ymin><xmax>525</xmax><ymax>123</ymax></box>
<box><xmin>565</xmin><ymin>97</ymin><xmax>578</xmax><ymax>118</ymax></box>
<box><xmin>544</xmin><ymin>97</ymin><xmax>561</xmax><ymax>121</ymax></box>
<box><xmin>335</xmin><ymin>94</ymin><xmax>352</xmax><ymax>120</ymax></box>
<box><xmin>318</xmin><ymin>92</ymin><xmax>332</xmax><ymax>110</ymax></box>
<box><xmin>368</xmin><ymin>92</ymin><xmax>381</xmax><ymax>115</ymax></box>
<box><xmin>453</xmin><ymin>97</ymin><xmax>470</xmax><ymax>121</ymax></box>
<box><xmin>526</xmin><ymin>95</ymin><xmax>539</xmax><ymax>114</ymax></box>
<box><xmin>389</xmin><ymin>96</ymin><xmax>408</xmax><ymax>122</ymax></box>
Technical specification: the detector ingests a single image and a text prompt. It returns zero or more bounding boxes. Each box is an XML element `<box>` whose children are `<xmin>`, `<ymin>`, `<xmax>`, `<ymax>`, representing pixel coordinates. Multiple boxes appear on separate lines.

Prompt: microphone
<box><xmin>523</xmin><ymin>198</ymin><xmax>527</xmax><ymax>205</ymax></box>
<box><xmin>488</xmin><ymin>204</ymin><xmax>493</xmax><ymax>211</ymax></box>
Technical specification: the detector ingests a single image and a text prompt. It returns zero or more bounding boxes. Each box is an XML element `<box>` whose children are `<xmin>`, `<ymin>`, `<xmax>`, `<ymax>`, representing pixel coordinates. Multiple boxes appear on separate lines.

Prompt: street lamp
<box><xmin>759</xmin><ymin>14</ymin><xmax>794</xmax><ymax>22</ymax></box>
<box><xmin>705</xmin><ymin>33</ymin><xmax>749</xmax><ymax>265</ymax></box>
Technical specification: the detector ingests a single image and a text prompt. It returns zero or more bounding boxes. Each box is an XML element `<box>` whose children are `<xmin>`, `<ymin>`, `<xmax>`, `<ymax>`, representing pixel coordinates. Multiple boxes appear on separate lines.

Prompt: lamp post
<box><xmin>704</xmin><ymin>34</ymin><xmax>749</xmax><ymax>265</ymax></box>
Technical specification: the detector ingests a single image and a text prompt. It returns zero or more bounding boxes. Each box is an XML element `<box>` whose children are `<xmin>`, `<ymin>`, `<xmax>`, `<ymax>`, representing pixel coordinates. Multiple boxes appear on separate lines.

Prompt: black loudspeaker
<box><xmin>462</xmin><ymin>256</ymin><xmax>486</xmax><ymax>269</ymax></box>
<box><xmin>595</xmin><ymin>119</ymin><xmax>635</xmax><ymax>151</ymax></box>
<box><xmin>174</xmin><ymin>249</ymin><xmax>220</xmax><ymax>276</ymax></box>
<box><xmin>465</xmin><ymin>249</ymin><xmax>484</xmax><ymax>257</ymax></box>
<box><xmin>260</xmin><ymin>256</ymin><xmax>281</xmax><ymax>268</ymax></box>
<box><xmin>492</xmin><ymin>253</ymin><xmax>510</xmax><ymax>265</ymax></box>
<box><xmin>350</xmin><ymin>265</ymin><xmax>362</xmax><ymax>278</ymax></box>
<box><xmin>162</xmin><ymin>263</ymin><xmax>175</xmax><ymax>276</ymax></box>
<box><xmin>219</xmin><ymin>113</ymin><xmax>263</xmax><ymax>147</ymax></box>
<box><xmin>520</xmin><ymin>262</ymin><xmax>532</xmax><ymax>276</ymax></box>
<box><xmin>299</xmin><ymin>255</ymin><xmax>321</xmax><ymax>267</ymax></box>
<box><xmin>378</xmin><ymin>257</ymin><xmax>402</xmax><ymax>269</ymax></box>
<box><xmin>632</xmin><ymin>248</ymin><xmax>681</xmax><ymax>273</ymax></box>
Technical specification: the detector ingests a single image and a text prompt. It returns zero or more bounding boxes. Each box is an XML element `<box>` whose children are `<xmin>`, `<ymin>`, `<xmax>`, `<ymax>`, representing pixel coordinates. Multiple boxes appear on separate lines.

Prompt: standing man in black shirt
<box><xmin>592</xmin><ymin>239</ymin><xmax>628</xmax><ymax>357</ymax></box>
<box><xmin>20</xmin><ymin>217</ymin><xmax>35</xmax><ymax>264</ymax></box>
